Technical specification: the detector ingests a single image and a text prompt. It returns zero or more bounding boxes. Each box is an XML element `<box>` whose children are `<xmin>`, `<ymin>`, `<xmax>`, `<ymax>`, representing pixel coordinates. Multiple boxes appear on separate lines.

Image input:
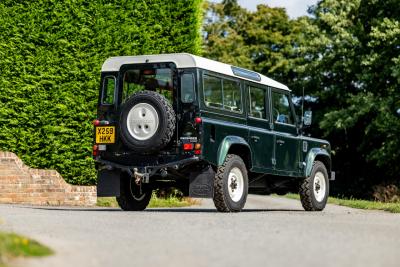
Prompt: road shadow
<box><xmin>24</xmin><ymin>206</ymin><xmax>304</xmax><ymax>213</ymax></box>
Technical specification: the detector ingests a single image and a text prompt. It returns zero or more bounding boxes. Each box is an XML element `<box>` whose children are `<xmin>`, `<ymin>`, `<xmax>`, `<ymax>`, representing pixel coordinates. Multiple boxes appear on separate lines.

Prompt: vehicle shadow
<box><xmin>25</xmin><ymin>206</ymin><xmax>304</xmax><ymax>213</ymax></box>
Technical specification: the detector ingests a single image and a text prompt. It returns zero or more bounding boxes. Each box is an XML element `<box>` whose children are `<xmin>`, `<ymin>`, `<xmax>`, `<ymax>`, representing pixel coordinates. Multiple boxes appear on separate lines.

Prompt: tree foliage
<box><xmin>0</xmin><ymin>0</ymin><xmax>202</xmax><ymax>184</ymax></box>
<box><xmin>203</xmin><ymin>0</ymin><xmax>400</xmax><ymax>197</ymax></box>
<box><xmin>299</xmin><ymin>0</ymin><xmax>400</xmax><ymax>195</ymax></box>
<box><xmin>203</xmin><ymin>0</ymin><xmax>304</xmax><ymax>90</ymax></box>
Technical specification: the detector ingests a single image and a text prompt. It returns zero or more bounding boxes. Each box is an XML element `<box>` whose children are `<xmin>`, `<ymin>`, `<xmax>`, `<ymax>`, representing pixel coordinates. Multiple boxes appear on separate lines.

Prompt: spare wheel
<box><xmin>119</xmin><ymin>90</ymin><xmax>175</xmax><ymax>153</ymax></box>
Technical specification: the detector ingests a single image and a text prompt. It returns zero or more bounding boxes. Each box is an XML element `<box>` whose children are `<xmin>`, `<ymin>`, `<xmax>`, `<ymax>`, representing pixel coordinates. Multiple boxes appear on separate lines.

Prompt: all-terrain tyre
<box><xmin>213</xmin><ymin>154</ymin><xmax>248</xmax><ymax>212</ymax></box>
<box><xmin>116</xmin><ymin>175</ymin><xmax>152</xmax><ymax>211</ymax></box>
<box><xmin>119</xmin><ymin>90</ymin><xmax>175</xmax><ymax>154</ymax></box>
<box><xmin>299</xmin><ymin>161</ymin><xmax>329</xmax><ymax>211</ymax></box>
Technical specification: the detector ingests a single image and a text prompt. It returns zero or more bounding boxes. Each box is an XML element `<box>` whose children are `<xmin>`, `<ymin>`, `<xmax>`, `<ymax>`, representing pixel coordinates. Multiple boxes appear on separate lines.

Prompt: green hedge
<box><xmin>0</xmin><ymin>0</ymin><xmax>202</xmax><ymax>184</ymax></box>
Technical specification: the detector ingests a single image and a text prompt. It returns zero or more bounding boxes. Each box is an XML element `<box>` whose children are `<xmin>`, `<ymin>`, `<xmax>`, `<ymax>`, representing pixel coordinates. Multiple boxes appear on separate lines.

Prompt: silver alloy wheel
<box><xmin>126</xmin><ymin>103</ymin><xmax>159</xmax><ymax>141</ymax></box>
<box><xmin>313</xmin><ymin>171</ymin><xmax>326</xmax><ymax>202</ymax></box>
<box><xmin>228</xmin><ymin>167</ymin><xmax>244</xmax><ymax>202</ymax></box>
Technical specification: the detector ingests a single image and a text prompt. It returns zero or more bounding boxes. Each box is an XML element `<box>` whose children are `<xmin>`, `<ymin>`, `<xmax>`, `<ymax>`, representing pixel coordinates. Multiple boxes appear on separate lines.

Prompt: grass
<box><xmin>97</xmin><ymin>192</ymin><xmax>200</xmax><ymax>208</ymax></box>
<box><xmin>0</xmin><ymin>232</ymin><xmax>52</xmax><ymax>267</ymax></box>
<box><xmin>285</xmin><ymin>193</ymin><xmax>400</xmax><ymax>213</ymax></box>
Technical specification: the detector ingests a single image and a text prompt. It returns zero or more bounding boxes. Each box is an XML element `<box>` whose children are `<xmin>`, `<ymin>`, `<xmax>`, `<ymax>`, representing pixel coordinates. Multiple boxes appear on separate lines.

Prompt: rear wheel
<box><xmin>299</xmin><ymin>161</ymin><xmax>329</xmax><ymax>211</ymax></box>
<box><xmin>117</xmin><ymin>176</ymin><xmax>152</xmax><ymax>211</ymax></box>
<box><xmin>213</xmin><ymin>154</ymin><xmax>248</xmax><ymax>212</ymax></box>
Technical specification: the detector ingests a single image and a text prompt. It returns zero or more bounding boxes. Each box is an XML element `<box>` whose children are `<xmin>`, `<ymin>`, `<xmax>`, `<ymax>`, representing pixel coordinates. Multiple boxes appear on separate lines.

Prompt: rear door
<box><xmin>247</xmin><ymin>84</ymin><xmax>274</xmax><ymax>172</ymax></box>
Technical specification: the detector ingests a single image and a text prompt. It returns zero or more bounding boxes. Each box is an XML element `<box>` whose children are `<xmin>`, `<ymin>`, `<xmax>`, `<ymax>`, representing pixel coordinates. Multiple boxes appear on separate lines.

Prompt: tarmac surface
<box><xmin>1</xmin><ymin>195</ymin><xmax>399</xmax><ymax>267</ymax></box>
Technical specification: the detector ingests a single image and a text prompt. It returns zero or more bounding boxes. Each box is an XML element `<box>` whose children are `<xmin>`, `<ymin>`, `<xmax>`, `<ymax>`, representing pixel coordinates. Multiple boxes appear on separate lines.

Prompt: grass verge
<box><xmin>97</xmin><ymin>192</ymin><xmax>200</xmax><ymax>208</ymax></box>
<box><xmin>285</xmin><ymin>193</ymin><xmax>400</xmax><ymax>213</ymax></box>
<box><xmin>0</xmin><ymin>232</ymin><xmax>52</xmax><ymax>267</ymax></box>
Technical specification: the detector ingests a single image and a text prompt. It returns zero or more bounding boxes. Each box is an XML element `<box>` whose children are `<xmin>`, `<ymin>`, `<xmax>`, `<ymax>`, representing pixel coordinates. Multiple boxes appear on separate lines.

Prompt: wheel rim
<box><xmin>228</xmin><ymin>167</ymin><xmax>244</xmax><ymax>202</ymax></box>
<box><xmin>126</xmin><ymin>103</ymin><xmax>159</xmax><ymax>141</ymax></box>
<box><xmin>313</xmin><ymin>171</ymin><xmax>326</xmax><ymax>202</ymax></box>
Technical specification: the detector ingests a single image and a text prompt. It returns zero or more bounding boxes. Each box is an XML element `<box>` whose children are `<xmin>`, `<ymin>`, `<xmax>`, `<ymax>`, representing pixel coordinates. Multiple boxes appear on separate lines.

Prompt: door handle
<box><xmin>276</xmin><ymin>139</ymin><xmax>285</xmax><ymax>145</ymax></box>
<box><xmin>250</xmin><ymin>136</ymin><xmax>260</xmax><ymax>142</ymax></box>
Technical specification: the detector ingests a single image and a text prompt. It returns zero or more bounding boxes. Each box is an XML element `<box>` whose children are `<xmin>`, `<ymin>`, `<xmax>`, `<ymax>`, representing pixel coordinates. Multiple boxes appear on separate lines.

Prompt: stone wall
<box><xmin>0</xmin><ymin>152</ymin><xmax>96</xmax><ymax>206</ymax></box>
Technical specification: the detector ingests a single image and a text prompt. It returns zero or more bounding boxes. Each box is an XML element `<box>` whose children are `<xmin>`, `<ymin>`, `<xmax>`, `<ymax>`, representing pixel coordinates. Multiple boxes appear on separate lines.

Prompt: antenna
<box><xmin>301</xmin><ymin>86</ymin><xmax>305</xmax><ymax>123</ymax></box>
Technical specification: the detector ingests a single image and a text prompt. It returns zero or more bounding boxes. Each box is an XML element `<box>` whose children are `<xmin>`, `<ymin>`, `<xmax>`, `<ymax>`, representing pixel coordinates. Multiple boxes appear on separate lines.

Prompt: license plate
<box><xmin>95</xmin><ymin>126</ymin><xmax>115</xmax><ymax>144</ymax></box>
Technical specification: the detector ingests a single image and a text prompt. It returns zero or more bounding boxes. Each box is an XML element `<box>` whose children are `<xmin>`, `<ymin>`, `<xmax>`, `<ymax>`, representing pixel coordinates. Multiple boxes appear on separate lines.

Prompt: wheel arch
<box><xmin>217</xmin><ymin>136</ymin><xmax>252</xmax><ymax>170</ymax></box>
<box><xmin>304</xmin><ymin>148</ymin><xmax>331</xmax><ymax>178</ymax></box>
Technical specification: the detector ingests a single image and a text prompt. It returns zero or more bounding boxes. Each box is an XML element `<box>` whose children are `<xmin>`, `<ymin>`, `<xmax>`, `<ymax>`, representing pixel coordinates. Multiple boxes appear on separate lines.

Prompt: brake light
<box><xmin>194</xmin><ymin>150</ymin><xmax>201</xmax><ymax>155</ymax></box>
<box><xmin>183</xmin><ymin>143</ymin><xmax>194</xmax><ymax>151</ymax></box>
<box><xmin>93</xmin><ymin>119</ymin><xmax>100</xmax><ymax>126</ymax></box>
<box><xmin>195</xmin><ymin>117</ymin><xmax>202</xmax><ymax>124</ymax></box>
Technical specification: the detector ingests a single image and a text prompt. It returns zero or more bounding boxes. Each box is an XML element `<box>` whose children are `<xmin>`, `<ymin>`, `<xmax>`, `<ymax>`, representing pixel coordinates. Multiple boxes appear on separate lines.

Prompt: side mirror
<box><xmin>303</xmin><ymin>110</ymin><xmax>312</xmax><ymax>126</ymax></box>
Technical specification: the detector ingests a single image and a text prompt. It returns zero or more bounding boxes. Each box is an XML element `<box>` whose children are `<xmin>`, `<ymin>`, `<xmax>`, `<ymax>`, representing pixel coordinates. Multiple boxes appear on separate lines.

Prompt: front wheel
<box><xmin>213</xmin><ymin>154</ymin><xmax>248</xmax><ymax>212</ymax></box>
<box><xmin>299</xmin><ymin>161</ymin><xmax>329</xmax><ymax>211</ymax></box>
<box><xmin>117</xmin><ymin>176</ymin><xmax>152</xmax><ymax>211</ymax></box>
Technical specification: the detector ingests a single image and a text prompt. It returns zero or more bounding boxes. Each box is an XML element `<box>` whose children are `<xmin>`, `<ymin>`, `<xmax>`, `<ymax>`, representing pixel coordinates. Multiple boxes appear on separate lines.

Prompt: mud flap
<box><xmin>189</xmin><ymin>167</ymin><xmax>215</xmax><ymax>198</ymax></box>
<box><xmin>97</xmin><ymin>169</ymin><xmax>121</xmax><ymax>197</ymax></box>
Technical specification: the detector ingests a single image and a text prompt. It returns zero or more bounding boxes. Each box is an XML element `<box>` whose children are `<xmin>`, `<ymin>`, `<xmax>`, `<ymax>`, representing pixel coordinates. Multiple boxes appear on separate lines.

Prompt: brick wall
<box><xmin>0</xmin><ymin>152</ymin><xmax>96</xmax><ymax>206</ymax></box>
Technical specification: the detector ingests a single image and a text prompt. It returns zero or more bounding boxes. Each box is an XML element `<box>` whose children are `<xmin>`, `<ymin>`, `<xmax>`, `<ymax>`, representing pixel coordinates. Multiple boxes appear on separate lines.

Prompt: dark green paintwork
<box><xmin>216</xmin><ymin>135</ymin><xmax>250</xmax><ymax>166</ymax></box>
<box><xmin>197</xmin><ymin>69</ymin><xmax>332</xmax><ymax>178</ymax></box>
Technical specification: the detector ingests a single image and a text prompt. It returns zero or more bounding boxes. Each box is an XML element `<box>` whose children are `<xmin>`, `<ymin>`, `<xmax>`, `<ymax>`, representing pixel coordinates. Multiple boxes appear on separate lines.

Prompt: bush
<box><xmin>0</xmin><ymin>0</ymin><xmax>202</xmax><ymax>184</ymax></box>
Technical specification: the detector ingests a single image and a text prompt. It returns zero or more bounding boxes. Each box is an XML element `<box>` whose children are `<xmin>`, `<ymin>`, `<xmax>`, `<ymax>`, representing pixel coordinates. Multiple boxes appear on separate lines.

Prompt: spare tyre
<box><xmin>119</xmin><ymin>90</ymin><xmax>175</xmax><ymax>153</ymax></box>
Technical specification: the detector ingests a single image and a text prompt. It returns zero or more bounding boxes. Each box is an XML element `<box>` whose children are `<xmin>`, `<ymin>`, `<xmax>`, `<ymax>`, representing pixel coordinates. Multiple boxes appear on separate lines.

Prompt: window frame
<box><xmin>180</xmin><ymin>72</ymin><xmax>196</xmax><ymax>104</ymax></box>
<box><xmin>271</xmin><ymin>89</ymin><xmax>297</xmax><ymax>127</ymax></box>
<box><xmin>247</xmin><ymin>85</ymin><xmax>269</xmax><ymax>122</ymax></box>
<box><xmin>202</xmin><ymin>71</ymin><xmax>243</xmax><ymax>115</ymax></box>
<box><xmin>101</xmin><ymin>75</ymin><xmax>116</xmax><ymax>105</ymax></box>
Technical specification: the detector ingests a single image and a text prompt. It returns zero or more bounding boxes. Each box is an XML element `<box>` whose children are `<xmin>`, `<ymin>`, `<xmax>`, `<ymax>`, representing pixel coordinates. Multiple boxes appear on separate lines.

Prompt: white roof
<box><xmin>101</xmin><ymin>53</ymin><xmax>289</xmax><ymax>91</ymax></box>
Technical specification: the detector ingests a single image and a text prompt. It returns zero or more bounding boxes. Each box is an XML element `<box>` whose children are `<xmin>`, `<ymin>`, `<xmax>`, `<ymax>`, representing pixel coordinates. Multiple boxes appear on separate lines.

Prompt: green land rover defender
<box><xmin>94</xmin><ymin>53</ymin><xmax>334</xmax><ymax>212</ymax></box>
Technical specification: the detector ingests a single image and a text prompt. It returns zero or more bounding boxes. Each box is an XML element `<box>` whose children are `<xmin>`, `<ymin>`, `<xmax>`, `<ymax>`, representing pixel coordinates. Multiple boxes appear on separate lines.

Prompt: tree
<box><xmin>203</xmin><ymin>0</ymin><xmax>304</xmax><ymax>90</ymax></box>
<box><xmin>298</xmin><ymin>0</ymin><xmax>400</xmax><ymax>196</ymax></box>
<box><xmin>203</xmin><ymin>0</ymin><xmax>400</xmax><ymax>198</ymax></box>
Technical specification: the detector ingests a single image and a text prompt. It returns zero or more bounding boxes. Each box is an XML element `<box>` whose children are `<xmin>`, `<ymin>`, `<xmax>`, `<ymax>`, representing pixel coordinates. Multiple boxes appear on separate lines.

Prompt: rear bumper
<box><xmin>96</xmin><ymin>156</ymin><xmax>200</xmax><ymax>178</ymax></box>
<box><xmin>96</xmin><ymin>156</ymin><xmax>200</xmax><ymax>197</ymax></box>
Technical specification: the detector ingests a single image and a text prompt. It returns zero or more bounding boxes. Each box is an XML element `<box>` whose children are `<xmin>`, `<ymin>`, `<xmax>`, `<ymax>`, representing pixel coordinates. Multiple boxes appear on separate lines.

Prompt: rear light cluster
<box><xmin>93</xmin><ymin>145</ymin><xmax>99</xmax><ymax>157</ymax></box>
<box><xmin>92</xmin><ymin>119</ymin><xmax>110</xmax><ymax>126</ymax></box>
<box><xmin>182</xmin><ymin>116</ymin><xmax>203</xmax><ymax>155</ymax></box>
<box><xmin>182</xmin><ymin>142</ymin><xmax>202</xmax><ymax>155</ymax></box>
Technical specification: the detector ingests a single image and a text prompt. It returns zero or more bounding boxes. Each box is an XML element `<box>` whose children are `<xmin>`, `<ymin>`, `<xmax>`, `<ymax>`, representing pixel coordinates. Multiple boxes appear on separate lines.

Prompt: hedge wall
<box><xmin>0</xmin><ymin>0</ymin><xmax>202</xmax><ymax>184</ymax></box>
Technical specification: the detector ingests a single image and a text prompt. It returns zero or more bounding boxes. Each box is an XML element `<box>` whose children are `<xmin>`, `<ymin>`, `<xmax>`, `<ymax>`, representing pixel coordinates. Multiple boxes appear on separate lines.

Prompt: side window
<box><xmin>203</xmin><ymin>74</ymin><xmax>222</xmax><ymax>108</ymax></box>
<box><xmin>181</xmin><ymin>73</ymin><xmax>195</xmax><ymax>103</ymax></box>
<box><xmin>272</xmin><ymin>91</ymin><xmax>294</xmax><ymax>125</ymax></box>
<box><xmin>102</xmin><ymin>76</ymin><xmax>116</xmax><ymax>104</ymax></box>
<box><xmin>248</xmin><ymin>86</ymin><xmax>267</xmax><ymax>119</ymax></box>
<box><xmin>203</xmin><ymin>74</ymin><xmax>242</xmax><ymax>113</ymax></box>
<box><xmin>223</xmin><ymin>79</ymin><xmax>242</xmax><ymax>112</ymax></box>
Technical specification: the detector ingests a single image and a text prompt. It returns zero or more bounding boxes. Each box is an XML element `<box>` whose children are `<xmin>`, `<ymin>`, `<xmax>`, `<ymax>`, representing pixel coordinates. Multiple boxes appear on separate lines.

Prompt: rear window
<box><xmin>102</xmin><ymin>76</ymin><xmax>116</xmax><ymax>104</ymax></box>
<box><xmin>122</xmin><ymin>68</ymin><xmax>173</xmax><ymax>103</ymax></box>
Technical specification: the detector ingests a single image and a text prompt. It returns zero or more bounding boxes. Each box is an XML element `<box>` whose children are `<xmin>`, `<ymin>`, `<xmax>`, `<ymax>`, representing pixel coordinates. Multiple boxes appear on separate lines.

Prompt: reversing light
<box><xmin>195</xmin><ymin>117</ymin><xmax>202</xmax><ymax>124</ymax></box>
<box><xmin>183</xmin><ymin>143</ymin><xmax>194</xmax><ymax>151</ymax></box>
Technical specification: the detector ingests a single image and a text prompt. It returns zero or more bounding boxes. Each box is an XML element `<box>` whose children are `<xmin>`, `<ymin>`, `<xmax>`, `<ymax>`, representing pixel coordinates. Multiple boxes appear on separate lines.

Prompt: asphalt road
<box><xmin>1</xmin><ymin>195</ymin><xmax>400</xmax><ymax>267</ymax></box>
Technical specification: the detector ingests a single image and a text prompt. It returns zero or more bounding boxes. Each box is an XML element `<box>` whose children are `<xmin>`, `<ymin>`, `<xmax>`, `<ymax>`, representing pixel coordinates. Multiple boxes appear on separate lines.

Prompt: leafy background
<box><xmin>0</xmin><ymin>0</ymin><xmax>202</xmax><ymax>184</ymax></box>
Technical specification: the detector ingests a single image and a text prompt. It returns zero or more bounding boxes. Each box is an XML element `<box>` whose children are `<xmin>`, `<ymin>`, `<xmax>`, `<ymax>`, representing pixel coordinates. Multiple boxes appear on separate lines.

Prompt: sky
<box><xmin>213</xmin><ymin>0</ymin><xmax>319</xmax><ymax>18</ymax></box>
